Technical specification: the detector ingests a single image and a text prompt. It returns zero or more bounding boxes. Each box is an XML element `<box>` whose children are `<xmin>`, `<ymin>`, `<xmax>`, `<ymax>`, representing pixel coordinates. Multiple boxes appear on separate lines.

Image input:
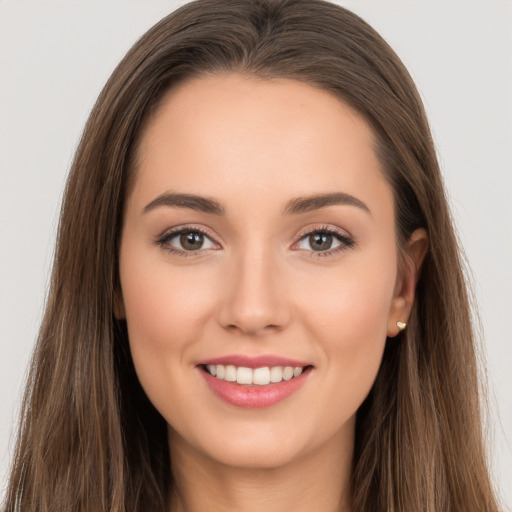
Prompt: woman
<box><xmin>2</xmin><ymin>0</ymin><xmax>502</xmax><ymax>510</ymax></box>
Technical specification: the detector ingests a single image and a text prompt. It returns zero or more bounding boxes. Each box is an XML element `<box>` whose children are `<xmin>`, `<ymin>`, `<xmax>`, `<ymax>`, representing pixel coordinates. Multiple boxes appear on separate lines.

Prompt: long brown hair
<box><xmin>3</xmin><ymin>1</ymin><xmax>501</xmax><ymax>510</ymax></box>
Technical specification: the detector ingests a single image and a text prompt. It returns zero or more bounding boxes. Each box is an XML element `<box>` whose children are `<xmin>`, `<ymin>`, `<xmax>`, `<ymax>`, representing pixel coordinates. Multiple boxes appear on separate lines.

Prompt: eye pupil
<box><xmin>180</xmin><ymin>232</ymin><xmax>204</xmax><ymax>250</ymax></box>
<box><xmin>310</xmin><ymin>233</ymin><xmax>332</xmax><ymax>251</ymax></box>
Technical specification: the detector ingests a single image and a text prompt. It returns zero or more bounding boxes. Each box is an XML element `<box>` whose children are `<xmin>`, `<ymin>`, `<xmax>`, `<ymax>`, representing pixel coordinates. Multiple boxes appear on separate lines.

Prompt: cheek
<box><xmin>118</xmin><ymin>246</ymin><xmax>219</xmax><ymax>400</ymax></box>
<box><xmin>121</xmin><ymin>248</ymin><xmax>216</xmax><ymax>342</ymax></box>
<box><xmin>298</xmin><ymin>254</ymin><xmax>396</xmax><ymax>418</ymax></box>
<box><xmin>315</xmin><ymin>280</ymin><xmax>390</xmax><ymax>377</ymax></box>
<box><xmin>303</xmin><ymin>254</ymin><xmax>396</xmax><ymax>342</ymax></box>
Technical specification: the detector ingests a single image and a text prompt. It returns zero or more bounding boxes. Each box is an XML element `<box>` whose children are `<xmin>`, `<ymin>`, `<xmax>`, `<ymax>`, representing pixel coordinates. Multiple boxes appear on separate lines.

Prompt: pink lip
<box><xmin>198</xmin><ymin>354</ymin><xmax>310</xmax><ymax>369</ymax></box>
<box><xmin>197</xmin><ymin>364</ymin><xmax>312</xmax><ymax>409</ymax></box>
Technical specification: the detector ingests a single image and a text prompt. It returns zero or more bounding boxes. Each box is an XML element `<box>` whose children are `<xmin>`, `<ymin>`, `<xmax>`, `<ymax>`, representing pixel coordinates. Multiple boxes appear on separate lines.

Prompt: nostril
<box><xmin>222</xmin><ymin>321</ymin><xmax>284</xmax><ymax>336</ymax></box>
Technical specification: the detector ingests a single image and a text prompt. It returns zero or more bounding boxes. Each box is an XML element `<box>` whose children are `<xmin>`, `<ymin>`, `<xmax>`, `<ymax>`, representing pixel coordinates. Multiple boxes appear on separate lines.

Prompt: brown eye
<box><xmin>295</xmin><ymin>228</ymin><xmax>354</xmax><ymax>255</ymax></box>
<box><xmin>309</xmin><ymin>233</ymin><xmax>333</xmax><ymax>251</ymax></box>
<box><xmin>161</xmin><ymin>229</ymin><xmax>217</xmax><ymax>253</ymax></box>
<box><xmin>180</xmin><ymin>232</ymin><xmax>205</xmax><ymax>250</ymax></box>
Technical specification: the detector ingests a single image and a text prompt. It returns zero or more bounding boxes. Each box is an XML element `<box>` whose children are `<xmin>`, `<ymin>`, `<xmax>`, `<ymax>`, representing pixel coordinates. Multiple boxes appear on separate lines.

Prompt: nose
<box><xmin>216</xmin><ymin>248</ymin><xmax>290</xmax><ymax>336</ymax></box>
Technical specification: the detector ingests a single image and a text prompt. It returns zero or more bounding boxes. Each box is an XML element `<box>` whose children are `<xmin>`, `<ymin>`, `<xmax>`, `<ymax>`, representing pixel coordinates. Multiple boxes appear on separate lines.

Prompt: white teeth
<box><xmin>205</xmin><ymin>364</ymin><xmax>307</xmax><ymax>385</ymax></box>
<box><xmin>270</xmin><ymin>366</ymin><xmax>283</xmax><ymax>383</ymax></box>
<box><xmin>225</xmin><ymin>365</ymin><xmax>237</xmax><ymax>382</ymax></box>
<box><xmin>282</xmin><ymin>366</ymin><xmax>294</xmax><ymax>380</ymax></box>
<box><xmin>253</xmin><ymin>367</ymin><xmax>271</xmax><ymax>385</ymax></box>
<box><xmin>216</xmin><ymin>364</ymin><xmax>225</xmax><ymax>379</ymax></box>
<box><xmin>236</xmin><ymin>366</ymin><xmax>253</xmax><ymax>385</ymax></box>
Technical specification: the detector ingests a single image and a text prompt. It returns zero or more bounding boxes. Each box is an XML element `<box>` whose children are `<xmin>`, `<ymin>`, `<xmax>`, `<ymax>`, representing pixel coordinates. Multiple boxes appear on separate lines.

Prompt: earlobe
<box><xmin>387</xmin><ymin>228</ymin><xmax>428</xmax><ymax>337</ymax></box>
<box><xmin>396</xmin><ymin>321</ymin><xmax>407</xmax><ymax>331</ymax></box>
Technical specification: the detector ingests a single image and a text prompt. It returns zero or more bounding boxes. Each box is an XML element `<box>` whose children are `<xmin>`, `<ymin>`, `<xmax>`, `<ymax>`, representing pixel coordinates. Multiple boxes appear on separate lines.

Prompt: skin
<box><xmin>117</xmin><ymin>74</ymin><xmax>427</xmax><ymax>512</ymax></box>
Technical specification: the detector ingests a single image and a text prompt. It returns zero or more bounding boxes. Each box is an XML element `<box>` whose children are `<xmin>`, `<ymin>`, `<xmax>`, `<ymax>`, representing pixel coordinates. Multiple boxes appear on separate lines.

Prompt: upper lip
<box><xmin>197</xmin><ymin>354</ymin><xmax>311</xmax><ymax>369</ymax></box>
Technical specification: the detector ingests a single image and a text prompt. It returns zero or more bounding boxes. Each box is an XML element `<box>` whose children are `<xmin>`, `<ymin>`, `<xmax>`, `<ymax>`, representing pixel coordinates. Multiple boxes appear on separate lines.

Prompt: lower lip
<box><xmin>199</xmin><ymin>367</ymin><xmax>312</xmax><ymax>408</ymax></box>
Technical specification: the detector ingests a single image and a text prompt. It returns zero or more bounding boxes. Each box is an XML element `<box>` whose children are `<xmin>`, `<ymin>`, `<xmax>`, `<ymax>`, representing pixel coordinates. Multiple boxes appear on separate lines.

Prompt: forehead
<box><xmin>130</xmin><ymin>73</ymin><xmax>391</xmax><ymax>218</ymax></box>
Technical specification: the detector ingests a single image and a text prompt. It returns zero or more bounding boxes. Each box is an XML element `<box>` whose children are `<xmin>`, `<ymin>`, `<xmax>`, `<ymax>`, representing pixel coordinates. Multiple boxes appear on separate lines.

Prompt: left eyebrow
<box><xmin>143</xmin><ymin>193</ymin><xmax>225</xmax><ymax>215</ymax></box>
<box><xmin>283</xmin><ymin>192</ymin><xmax>371</xmax><ymax>215</ymax></box>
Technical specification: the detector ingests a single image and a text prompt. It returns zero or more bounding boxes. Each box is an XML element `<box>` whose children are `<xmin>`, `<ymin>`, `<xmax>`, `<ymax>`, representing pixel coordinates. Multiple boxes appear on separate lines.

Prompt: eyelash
<box><xmin>155</xmin><ymin>225</ymin><xmax>356</xmax><ymax>258</ymax></box>
<box><xmin>155</xmin><ymin>226</ymin><xmax>217</xmax><ymax>257</ymax></box>
<box><xmin>294</xmin><ymin>225</ymin><xmax>356</xmax><ymax>257</ymax></box>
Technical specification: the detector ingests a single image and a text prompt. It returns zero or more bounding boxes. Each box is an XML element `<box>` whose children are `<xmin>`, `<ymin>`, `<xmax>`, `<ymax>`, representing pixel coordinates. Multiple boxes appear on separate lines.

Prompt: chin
<box><xmin>168</xmin><ymin>409</ymin><xmax>354</xmax><ymax>472</ymax></box>
<box><xmin>201</xmin><ymin>435</ymin><xmax>308</xmax><ymax>470</ymax></box>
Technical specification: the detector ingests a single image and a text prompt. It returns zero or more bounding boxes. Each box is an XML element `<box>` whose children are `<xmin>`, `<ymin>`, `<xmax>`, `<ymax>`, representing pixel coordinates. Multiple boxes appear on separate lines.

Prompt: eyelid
<box><xmin>291</xmin><ymin>224</ymin><xmax>356</xmax><ymax>255</ymax></box>
<box><xmin>154</xmin><ymin>223</ymin><xmax>355</xmax><ymax>257</ymax></box>
<box><xmin>155</xmin><ymin>224</ymin><xmax>221</xmax><ymax>254</ymax></box>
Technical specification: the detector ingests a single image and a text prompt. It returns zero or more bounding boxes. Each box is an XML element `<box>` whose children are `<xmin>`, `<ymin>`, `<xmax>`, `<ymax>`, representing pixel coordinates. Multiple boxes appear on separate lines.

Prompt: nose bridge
<box><xmin>217</xmin><ymin>240</ymin><xmax>289</xmax><ymax>335</ymax></box>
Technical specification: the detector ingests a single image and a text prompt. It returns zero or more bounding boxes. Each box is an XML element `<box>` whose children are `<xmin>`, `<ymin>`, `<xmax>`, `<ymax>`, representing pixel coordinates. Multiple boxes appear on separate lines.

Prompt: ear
<box><xmin>387</xmin><ymin>228</ymin><xmax>428</xmax><ymax>337</ymax></box>
<box><xmin>113</xmin><ymin>287</ymin><xmax>126</xmax><ymax>320</ymax></box>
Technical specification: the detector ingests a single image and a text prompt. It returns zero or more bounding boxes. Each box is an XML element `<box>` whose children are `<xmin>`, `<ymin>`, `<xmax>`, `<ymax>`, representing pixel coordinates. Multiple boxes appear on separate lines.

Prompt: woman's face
<box><xmin>118</xmin><ymin>74</ymin><xmax>417</xmax><ymax>469</ymax></box>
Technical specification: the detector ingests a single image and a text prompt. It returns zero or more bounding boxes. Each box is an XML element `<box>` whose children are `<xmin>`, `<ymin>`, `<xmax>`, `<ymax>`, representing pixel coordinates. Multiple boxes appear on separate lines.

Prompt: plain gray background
<box><xmin>1</xmin><ymin>0</ymin><xmax>511</xmax><ymax>507</ymax></box>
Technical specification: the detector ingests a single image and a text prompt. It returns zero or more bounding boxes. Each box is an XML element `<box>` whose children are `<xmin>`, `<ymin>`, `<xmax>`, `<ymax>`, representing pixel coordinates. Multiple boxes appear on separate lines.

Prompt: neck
<box><xmin>168</xmin><ymin>427</ymin><xmax>353</xmax><ymax>512</ymax></box>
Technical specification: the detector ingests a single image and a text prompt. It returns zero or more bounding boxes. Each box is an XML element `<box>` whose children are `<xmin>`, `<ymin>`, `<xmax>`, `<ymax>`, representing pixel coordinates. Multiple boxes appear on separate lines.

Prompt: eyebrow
<box><xmin>143</xmin><ymin>191</ymin><xmax>370</xmax><ymax>217</ymax></box>
<box><xmin>143</xmin><ymin>193</ymin><xmax>224</xmax><ymax>215</ymax></box>
<box><xmin>283</xmin><ymin>192</ymin><xmax>370</xmax><ymax>215</ymax></box>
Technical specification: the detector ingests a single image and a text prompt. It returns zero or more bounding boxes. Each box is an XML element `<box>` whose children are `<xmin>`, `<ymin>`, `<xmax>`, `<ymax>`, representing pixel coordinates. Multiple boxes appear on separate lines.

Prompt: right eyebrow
<box><xmin>143</xmin><ymin>193</ymin><xmax>225</xmax><ymax>215</ymax></box>
<box><xmin>283</xmin><ymin>192</ymin><xmax>370</xmax><ymax>216</ymax></box>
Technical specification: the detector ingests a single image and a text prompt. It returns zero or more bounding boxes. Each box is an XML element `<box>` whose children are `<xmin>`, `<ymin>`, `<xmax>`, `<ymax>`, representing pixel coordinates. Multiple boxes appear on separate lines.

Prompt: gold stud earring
<box><xmin>396</xmin><ymin>321</ymin><xmax>407</xmax><ymax>331</ymax></box>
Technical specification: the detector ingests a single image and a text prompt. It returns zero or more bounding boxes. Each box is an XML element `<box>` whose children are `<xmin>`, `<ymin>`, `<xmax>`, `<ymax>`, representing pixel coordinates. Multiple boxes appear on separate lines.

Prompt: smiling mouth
<box><xmin>201</xmin><ymin>364</ymin><xmax>312</xmax><ymax>386</ymax></box>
